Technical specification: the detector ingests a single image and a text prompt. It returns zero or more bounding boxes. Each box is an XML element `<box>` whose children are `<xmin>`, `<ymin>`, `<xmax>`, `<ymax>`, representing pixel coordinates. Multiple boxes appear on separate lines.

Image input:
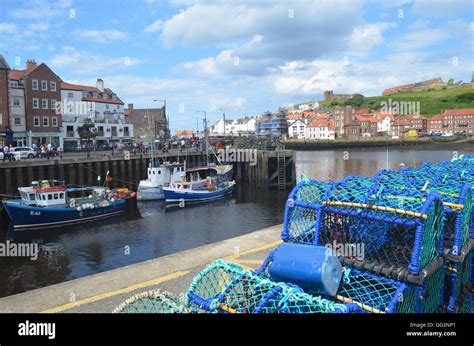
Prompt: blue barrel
<box><xmin>267</xmin><ymin>243</ymin><xmax>342</xmax><ymax>297</ymax></box>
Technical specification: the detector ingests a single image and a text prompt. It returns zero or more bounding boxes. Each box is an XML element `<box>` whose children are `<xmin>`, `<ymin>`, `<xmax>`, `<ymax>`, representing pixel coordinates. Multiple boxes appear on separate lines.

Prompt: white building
<box><xmin>60</xmin><ymin>79</ymin><xmax>133</xmax><ymax>150</ymax></box>
<box><xmin>288</xmin><ymin>119</ymin><xmax>307</xmax><ymax>139</ymax></box>
<box><xmin>209</xmin><ymin>117</ymin><xmax>255</xmax><ymax>136</ymax></box>
<box><xmin>9</xmin><ymin>83</ymin><xmax>27</xmax><ymax>146</ymax></box>
<box><xmin>374</xmin><ymin>112</ymin><xmax>394</xmax><ymax>134</ymax></box>
<box><xmin>305</xmin><ymin>119</ymin><xmax>335</xmax><ymax>140</ymax></box>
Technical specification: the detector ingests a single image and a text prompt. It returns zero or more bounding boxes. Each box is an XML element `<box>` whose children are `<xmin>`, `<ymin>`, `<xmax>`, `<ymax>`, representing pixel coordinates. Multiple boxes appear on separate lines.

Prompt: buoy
<box><xmin>77</xmin><ymin>206</ymin><xmax>82</xmax><ymax>212</ymax></box>
<box><xmin>267</xmin><ymin>243</ymin><xmax>343</xmax><ymax>297</ymax></box>
<box><xmin>130</xmin><ymin>192</ymin><xmax>136</xmax><ymax>198</ymax></box>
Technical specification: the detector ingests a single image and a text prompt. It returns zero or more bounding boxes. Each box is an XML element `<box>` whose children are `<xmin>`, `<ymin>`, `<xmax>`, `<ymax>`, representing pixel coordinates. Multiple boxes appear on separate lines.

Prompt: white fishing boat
<box><xmin>137</xmin><ymin>161</ymin><xmax>186</xmax><ymax>200</ymax></box>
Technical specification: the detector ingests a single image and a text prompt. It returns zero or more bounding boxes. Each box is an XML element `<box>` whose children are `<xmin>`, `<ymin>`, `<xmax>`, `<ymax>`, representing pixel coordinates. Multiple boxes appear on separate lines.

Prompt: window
<box><xmin>54</xmin><ymin>193</ymin><xmax>58</xmax><ymax>199</ymax></box>
<box><xmin>32</xmin><ymin>98</ymin><xmax>39</xmax><ymax>109</ymax></box>
<box><xmin>117</xmin><ymin>105</ymin><xmax>120</xmax><ymax>109</ymax></box>
<box><xmin>42</xmin><ymin>195</ymin><xmax>46</xmax><ymax>201</ymax></box>
<box><xmin>42</xmin><ymin>99</ymin><xmax>48</xmax><ymax>109</ymax></box>
<box><xmin>68</xmin><ymin>92</ymin><xmax>74</xmax><ymax>98</ymax></box>
<box><xmin>106</xmin><ymin>104</ymin><xmax>109</xmax><ymax>109</ymax></box>
<box><xmin>33</xmin><ymin>117</ymin><xmax>40</xmax><ymax>127</ymax></box>
<box><xmin>32</xmin><ymin>80</ymin><xmax>38</xmax><ymax>90</ymax></box>
<box><xmin>12</xmin><ymin>98</ymin><xmax>20</xmax><ymax>107</ymax></box>
<box><xmin>14</xmin><ymin>118</ymin><xmax>21</xmax><ymax>125</ymax></box>
<box><xmin>60</xmin><ymin>193</ymin><xmax>64</xmax><ymax>199</ymax></box>
<box><xmin>51</xmin><ymin>99</ymin><xmax>57</xmax><ymax>110</ymax></box>
<box><xmin>43</xmin><ymin>117</ymin><xmax>49</xmax><ymax>127</ymax></box>
<box><xmin>41</xmin><ymin>80</ymin><xmax>48</xmax><ymax>91</ymax></box>
<box><xmin>48</xmin><ymin>194</ymin><xmax>52</xmax><ymax>200</ymax></box>
<box><xmin>10</xmin><ymin>80</ymin><xmax>18</xmax><ymax>87</ymax></box>
<box><xmin>50</xmin><ymin>81</ymin><xmax>56</xmax><ymax>92</ymax></box>
<box><xmin>0</xmin><ymin>114</ymin><xmax>2</xmax><ymax>125</ymax></box>
<box><xmin>51</xmin><ymin>117</ymin><xmax>58</xmax><ymax>127</ymax></box>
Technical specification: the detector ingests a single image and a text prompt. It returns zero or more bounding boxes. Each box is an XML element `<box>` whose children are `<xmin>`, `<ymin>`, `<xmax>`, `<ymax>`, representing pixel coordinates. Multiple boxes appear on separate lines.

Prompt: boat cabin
<box><xmin>19</xmin><ymin>180</ymin><xmax>67</xmax><ymax>207</ymax></box>
<box><xmin>147</xmin><ymin>162</ymin><xmax>185</xmax><ymax>186</ymax></box>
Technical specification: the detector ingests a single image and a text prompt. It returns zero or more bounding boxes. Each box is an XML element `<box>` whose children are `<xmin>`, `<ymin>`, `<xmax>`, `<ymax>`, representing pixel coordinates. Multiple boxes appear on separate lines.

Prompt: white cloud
<box><xmin>348</xmin><ymin>22</ymin><xmax>396</xmax><ymax>55</ymax></box>
<box><xmin>0</xmin><ymin>22</ymin><xmax>19</xmax><ymax>34</ymax></box>
<box><xmin>9</xmin><ymin>0</ymin><xmax>72</xmax><ymax>19</ymax></box>
<box><xmin>392</xmin><ymin>28</ymin><xmax>449</xmax><ymax>50</ymax></box>
<box><xmin>143</xmin><ymin>19</ymin><xmax>164</xmax><ymax>33</ymax></box>
<box><xmin>27</xmin><ymin>23</ymin><xmax>50</xmax><ymax>31</ymax></box>
<box><xmin>50</xmin><ymin>46</ymin><xmax>140</xmax><ymax>75</ymax></box>
<box><xmin>73</xmin><ymin>29</ymin><xmax>130</xmax><ymax>43</ymax></box>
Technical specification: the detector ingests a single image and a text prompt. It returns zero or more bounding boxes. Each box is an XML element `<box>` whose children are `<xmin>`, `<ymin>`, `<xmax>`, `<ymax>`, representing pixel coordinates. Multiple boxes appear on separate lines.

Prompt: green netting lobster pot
<box><xmin>336</xmin><ymin>267</ymin><xmax>444</xmax><ymax>313</ymax></box>
<box><xmin>112</xmin><ymin>289</ymin><xmax>188</xmax><ymax>313</ymax></box>
<box><xmin>185</xmin><ymin>260</ymin><xmax>358</xmax><ymax>313</ymax></box>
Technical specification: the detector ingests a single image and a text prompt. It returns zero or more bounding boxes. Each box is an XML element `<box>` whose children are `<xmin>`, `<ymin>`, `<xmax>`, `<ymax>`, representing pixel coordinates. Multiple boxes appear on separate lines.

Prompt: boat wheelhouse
<box><xmin>137</xmin><ymin>162</ymin><xmax>186</xmax><ymax>200</ymax></box>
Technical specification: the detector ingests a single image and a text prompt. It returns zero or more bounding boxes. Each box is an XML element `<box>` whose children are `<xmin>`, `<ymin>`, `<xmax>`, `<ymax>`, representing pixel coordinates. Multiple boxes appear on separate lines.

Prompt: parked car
<box><xmin>11</xmin><ymin>146</ymin><xmax>37</xmax><ymax>159</ymax></box>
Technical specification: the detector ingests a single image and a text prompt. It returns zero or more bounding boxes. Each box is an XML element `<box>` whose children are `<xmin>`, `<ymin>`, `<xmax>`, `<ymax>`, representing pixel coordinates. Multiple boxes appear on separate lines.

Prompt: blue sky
<box><xmin>0</xmin><ymin>0</ymin><xmax>472</xmax><ymax>131</ymax></box>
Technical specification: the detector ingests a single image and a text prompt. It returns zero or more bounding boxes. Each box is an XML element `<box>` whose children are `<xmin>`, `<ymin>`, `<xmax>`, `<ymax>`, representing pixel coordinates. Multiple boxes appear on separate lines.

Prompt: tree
<box><xmin>77</xmin><ymin>118</ymin><xmax>98</xmax><ymax>155</ymax></box>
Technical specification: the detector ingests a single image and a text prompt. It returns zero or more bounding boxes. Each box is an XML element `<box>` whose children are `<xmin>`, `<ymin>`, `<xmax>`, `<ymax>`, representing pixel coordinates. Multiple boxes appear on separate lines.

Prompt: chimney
<box><xmin>128</xmin><ymin>103</ymin><xmax>134</xmax><ymax>110</ymax></box>
<box><xmin>96</xmin><ymin>78</ymin><xmax>104</xmax><ymax>92</ymax></box>
<box><xmin>26</xmin><ymin>59</ymin><xmax>37</xmax><ymax>71</ymax></box>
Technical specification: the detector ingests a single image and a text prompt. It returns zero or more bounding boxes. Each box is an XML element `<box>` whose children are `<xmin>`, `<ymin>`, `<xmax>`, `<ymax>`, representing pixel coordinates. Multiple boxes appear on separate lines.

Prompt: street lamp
<box><xmin>196</xmin><ymin>110</ymin><xmax>208</xmax><ymax>166</ymax></box>
<box><xmin>220</xmin><ymin>108</ymin><xmax>226</xmax><ymax>136</ymax></box>
<box><xmin>153</xmin><ymin>99</ymin><xmax>167</xmax><ymax>140</ymax></box>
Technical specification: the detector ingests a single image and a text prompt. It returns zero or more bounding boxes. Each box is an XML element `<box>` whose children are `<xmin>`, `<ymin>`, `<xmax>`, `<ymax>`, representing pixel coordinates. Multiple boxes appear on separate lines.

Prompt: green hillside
<box><xmin>319</xmin><ymin>87</ymin><xmax>474</xmax><ymax>116</ymax></box>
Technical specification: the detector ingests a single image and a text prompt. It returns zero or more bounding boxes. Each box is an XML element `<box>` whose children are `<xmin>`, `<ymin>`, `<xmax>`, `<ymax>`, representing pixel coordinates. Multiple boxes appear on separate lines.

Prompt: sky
<box><xmin>0</xmin><ymin>0</ymin><xmax>472</xmax><ymax>131</ymax></box>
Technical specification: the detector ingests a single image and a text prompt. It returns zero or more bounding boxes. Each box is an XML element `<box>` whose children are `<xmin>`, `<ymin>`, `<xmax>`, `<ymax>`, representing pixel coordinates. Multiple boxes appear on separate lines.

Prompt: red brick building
<box><xmin>441</xmin><ymin>108</ymin><xmax>474</xmax><ymax>135</ymax></box>
<box><xmin>0</xmin><ymin>55</ymin><xmax>11</xmax><ymax>146</ymax></box>
<box><xmin>10</xmin><ymin>60</ymin><xmax>62</xmax><ymax>146</ymax></box>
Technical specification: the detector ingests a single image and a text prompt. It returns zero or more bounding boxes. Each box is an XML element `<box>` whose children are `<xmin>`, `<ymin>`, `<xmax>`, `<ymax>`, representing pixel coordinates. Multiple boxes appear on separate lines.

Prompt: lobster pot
<box><xmin>185</xmin><ymin>260</ymin><xmax>358</xmax><ymax>314</ymax></box>
<box><xmin>336</xmin><ymin>267</ymin><xmax>445</xmax><ymax>313</ymax></box>
<box><xmin>444</xmin><ymin>250</ymin><xmax>473</xmax><ymax>312</ymax></box>
<box><xmin>266</xmin><ymin>243</ymin><xmax>343</xmax><ymax>296</ymax></box>
<box><xmin>113</xmin><ymin>289</ymin><xmax>188</xmax><ymax>313</ymax></box>
<box><xmin>457</xmin><ymin>289</ymin><xmax>473</xmax><ymax>313</ymax></box>
<box><xmin>282</xmin><ymin>179</ymin><xmax>445</xmax><ymax>281</ymax></box>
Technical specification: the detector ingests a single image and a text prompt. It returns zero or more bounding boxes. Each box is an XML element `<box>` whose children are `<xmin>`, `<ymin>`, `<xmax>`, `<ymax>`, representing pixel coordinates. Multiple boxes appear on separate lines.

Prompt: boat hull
<box><xmin>3</xmin><ymin>199</ymin><xmax>126</xmax><ymax>231</ymax></box>
<box><xmin>163</xmin><ymin>184</ymin><xmax>234</xmax><ymax>203</ymax></box>
<box><xmin>136</xmin><ymin>186</ymin><xmax>164</xmax><ymax>201</ymax></box>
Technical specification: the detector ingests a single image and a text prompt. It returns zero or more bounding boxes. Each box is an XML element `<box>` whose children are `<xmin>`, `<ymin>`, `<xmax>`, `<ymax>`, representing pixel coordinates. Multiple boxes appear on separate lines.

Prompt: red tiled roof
<box><xmin>383</xmin><ymin>83</ymin><xmax>415</xmax><ymax>94</ymax></box>
<box><xmin>176</xmin><ymin>130</ymin><xmax>194</xmax><ymax>136</ymax></box>
<box><xmin>308</xmin><ymin>118</ymin><xmax>334</xmax><ymax>129</ymax></box>
<box><xmin>373</xmin><ymin>112</ymin><xmax>395</xmax><ymax>121</ymax></box>
<box><xmin>82</xmin><ymin>97</ymin><xmax>124</xmax><ymax>105</ymax></box>
<box><xmin>317</xmin><ymin>113</ymin><xmax>329</xmax><ymax>119</ymax></box>
<box><xmin>61</xmin><ymin>82</ymin><xmax>99</xmax><ymax>92</ymax></box>
<box><xmin>9</xmin><ymin>69</ymin><xmax>28</xmax><ymax>80</ymax></box>
<box><xmin>287</xmin><ymin>113</ymin><xmax>301</xmax><ymax>120</ymax></box>
<box><xmin>303</xmin><ymin>111</ymin><xmax>317</xmax><ymax>119</ymax></box>
<box><xmin>355</xmin><ymin>108</ymin><xmax>371</xmax><ymax>116</ymax></box>
<box><xmin>355</xmin><ymin>115</ymin><xmax>377</xmax><ymax>123</ymax></box>
<box><xmin>443</xmin><ymin>108</ymin><xmax>474</xmax><ymax>116</ymax></box>
<box><xmin>427</xmin><ymin>114</ymin><xmax>443</xmax><ymax>121</ymax></box>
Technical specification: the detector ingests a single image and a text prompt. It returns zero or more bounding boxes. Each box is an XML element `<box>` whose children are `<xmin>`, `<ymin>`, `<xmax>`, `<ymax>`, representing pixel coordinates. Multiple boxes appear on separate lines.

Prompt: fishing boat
<box><xmin>136</xmin><ymin>161</ymin><xmax>185</xmax><ymax>200</ymax></box>
<box><xmin>163</xmin><ymin>176</ymin><xmax>235</xmax><ymax>203</ymax></box>
<box><xmin>3</xmin><ymin>180</ymin><xmax>134</xmax><ymax>231</ymax></box>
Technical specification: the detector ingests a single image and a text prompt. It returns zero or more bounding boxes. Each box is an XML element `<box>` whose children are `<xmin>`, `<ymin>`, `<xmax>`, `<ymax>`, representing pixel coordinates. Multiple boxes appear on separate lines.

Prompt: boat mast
<box><xmin>204</xmin><ymin>111</ymin><xmax>209</xmax><ymax>167</ymax></box>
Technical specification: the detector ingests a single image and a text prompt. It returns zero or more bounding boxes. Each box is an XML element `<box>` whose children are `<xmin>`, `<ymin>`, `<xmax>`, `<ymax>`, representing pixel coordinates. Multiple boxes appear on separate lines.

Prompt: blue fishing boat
<box><xmin>162</xmin><ymin>178</ymin><xmax>235</xmax><ymax>203</ymax></box>
<box><xmin>3</xmin><ymin>180</ymin><xmax>131</xmax><ymax>231</ymax></box>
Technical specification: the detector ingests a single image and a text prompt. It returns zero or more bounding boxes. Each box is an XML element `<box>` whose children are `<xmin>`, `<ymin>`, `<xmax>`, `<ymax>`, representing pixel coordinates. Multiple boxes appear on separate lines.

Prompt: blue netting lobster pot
<box><xmin>336</xmin><ymin>267</ymin><xmax>444</xmax><ymax>313</ymax></box>
<box><xmin>443</xmin><ymin>249</ymin><xmax>473</xmax><ymax>312</ymax></box>
<box><xmin>282</xmin><ymin>180</ymin><xmax>445</xmax><ymax>281</ymax></box>
<box><xmin>185</xmin><ymin>260</ymin><xmax>360</xmax><ymax>313</ymax></box>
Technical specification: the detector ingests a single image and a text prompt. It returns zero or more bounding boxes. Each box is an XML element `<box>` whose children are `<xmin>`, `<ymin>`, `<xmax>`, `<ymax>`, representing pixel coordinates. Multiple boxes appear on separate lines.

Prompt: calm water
<box><xmin>0</xmin><ymin>148</ymin><xmax>471</xmax><ymax>298</ymax></box>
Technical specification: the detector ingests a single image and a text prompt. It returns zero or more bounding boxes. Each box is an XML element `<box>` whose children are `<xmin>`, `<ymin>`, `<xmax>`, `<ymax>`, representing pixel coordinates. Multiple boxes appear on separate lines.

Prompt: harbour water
<box><xmin>0</xmin><ymin>148</ymin><xmax>471</xmax><ymax>298</ymax></box>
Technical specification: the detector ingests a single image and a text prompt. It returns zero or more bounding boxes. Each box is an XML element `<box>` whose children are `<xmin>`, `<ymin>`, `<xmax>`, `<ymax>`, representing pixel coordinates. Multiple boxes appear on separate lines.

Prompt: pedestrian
<box><xmin>3</xmin><ymin>145</ymin><xmax>8</xmax><ymax>162</ymax></box>
<box><xmin>40</xmin><ymin>145</ymin><xmax>46</xmax><ymax>159</ymax></box>
<box><xmin>57</xmin><ymin>146</ymin><xmax>63</xmax><ymax>159</ymax></box>
<box><xmin>8</xmin><ymin>144</ymin><xmax>14</xmax><ymax>162</ymax></box>
<box><xmin>47</xmin><ymin>143</ymin><xmax>52</xmax><ymax>160</ymax></box>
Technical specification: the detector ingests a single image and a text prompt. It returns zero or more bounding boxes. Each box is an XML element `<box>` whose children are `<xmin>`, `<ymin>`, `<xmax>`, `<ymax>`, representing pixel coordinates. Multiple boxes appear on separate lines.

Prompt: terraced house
<box><xmin>61</xmin><ymin>79</ymin><xmax>133</xmax><ymax>151</ymax></box>
<box><xmin>9</xmin><ymin>59</ymin><xmax>62</xmax><ymax>147</ymax></box>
